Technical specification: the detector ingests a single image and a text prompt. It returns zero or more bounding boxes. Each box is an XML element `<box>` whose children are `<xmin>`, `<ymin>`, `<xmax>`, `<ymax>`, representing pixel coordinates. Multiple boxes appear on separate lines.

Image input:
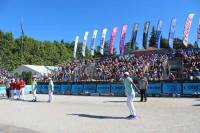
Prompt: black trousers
<box><xmin>6</xmin><ymin>89</ymin><xmax>11</xmax><ymax>98</ymax></box>
<box><xmin>140</xmin><ymin>89</ymin><xmax>147</xmax><ymax>101</ymax></box>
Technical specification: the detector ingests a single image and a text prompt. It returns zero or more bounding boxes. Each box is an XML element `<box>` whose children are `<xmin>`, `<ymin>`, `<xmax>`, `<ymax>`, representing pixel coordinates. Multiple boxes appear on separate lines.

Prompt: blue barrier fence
<box><xmin>183</xmin><ymin>83</ymin><xmax>200</xmax><ymax>94</ymax></box>
<box><xmin>0</xmin><ymin>86</ymin><xmax>6</xmax><ymax>95</ymax></box>
<box><xmin>35</xmin><ymin>82</ymin><xmax>200</xmax><ymax>95</ymax></box>
<box><xmin>1</xmin><ymin>82</ymin><xmax>200</xmax><ymax>96</ymax></box>
<box><xmin>0</xmin><ymin>85</ymin><xmax>32</xmax><ymax>95</ymax></box>
<box><xmin>96</xmin><ymin>84</ymin><xmax>110</xmax><ymax>93</ymax></box>
<box><xmin>147</xmin><ymin>83</ymin><xmax>161</xmax><ymax>94</ymax></box>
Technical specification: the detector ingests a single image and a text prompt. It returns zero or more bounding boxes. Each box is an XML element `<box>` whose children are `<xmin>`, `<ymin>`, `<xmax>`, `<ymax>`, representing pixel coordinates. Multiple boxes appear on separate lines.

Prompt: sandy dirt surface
<box><xmin>0</xmin><ymin>94</ymin><xmax>199</xmax><ymax>133</ymax></box>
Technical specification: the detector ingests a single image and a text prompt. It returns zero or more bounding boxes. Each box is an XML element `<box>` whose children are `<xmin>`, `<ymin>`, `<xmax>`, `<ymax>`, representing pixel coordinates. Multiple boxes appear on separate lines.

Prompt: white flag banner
<box><xmin>168</xmin><ymin>18</ymin><xmax>176</xmax><ymax>48</ymax></box>
<box><xmin>100</xmin><ymin>28</ymin><xmax>108</xmax><ymax>55</ymax></box>
<box><xmin>90</xmin><ymin>30</ymin><xmax>98</xmax><ymax>56</ymax></box>
<box><xmin>73</xmin><ymin>36</ymin><xmax>79</xmax><ymax>58</ymax></box>
<box><xmin>82</xmin><ymin>32</ymin><xmax>89</xmax><ymax>57</ymax></box>
<box><xmin>183</xmin><ymin>13</ymin><xmax>195</xmax><ymax>47</ymax></box>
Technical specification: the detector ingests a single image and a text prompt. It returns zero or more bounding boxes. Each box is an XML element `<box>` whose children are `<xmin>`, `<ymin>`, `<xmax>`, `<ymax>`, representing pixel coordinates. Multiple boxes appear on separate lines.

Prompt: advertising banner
<box><xmin>119</xmin><ymin>24</ymin><xmax>128</xmax><ymax>54</ymax></box>
<box><xmin>109</xmin><ymin>27</ymin><xmax>118</xmax><ymax>54</ymax></box>
<box><xmin>168</xmin><ymin>18</ymin><xmax>176</xmax><ymax>48</ymax></box>
<box><xmin>183</xmin><ymin>13</ymin><xmax>195</xmax><ymax>47</ymax></box>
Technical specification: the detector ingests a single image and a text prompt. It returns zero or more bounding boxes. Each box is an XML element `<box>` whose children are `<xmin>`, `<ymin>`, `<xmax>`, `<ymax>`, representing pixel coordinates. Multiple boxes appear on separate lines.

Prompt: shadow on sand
<box><xmin>68</xmin><ymin>113</ymin><xmax>125</xmax><ymax>119</ymax></box>
<box><xmin>103</xmin><ymin>100</ymin><xmax>142</xmax><ymax>103</ymax></box>
<box><xmin>0</xmin><ymin>97</ymin><xmax>8</xmax><ymax>100</ymax></box>
<box><xmin>0</xmin><ymin>96</ymin><xmax>48</xmax><ymax>103</ymax></box>
<box><xmin>17</xmin><ymin>99</ymin><xmax>48</xmax><ymax>103</ymax></box>
<box><xmin>192</xmin><ymin>104</ymin><xmax>200</xmax><ymax>106</ymax></box>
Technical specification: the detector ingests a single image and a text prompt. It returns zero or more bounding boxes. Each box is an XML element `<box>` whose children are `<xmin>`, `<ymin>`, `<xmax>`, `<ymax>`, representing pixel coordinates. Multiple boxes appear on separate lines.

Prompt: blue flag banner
<box><xmin>155</xmin><ymin>20</ymin><xmax>163</xmax><ymax>48</ymax></box>
<box><xmin>142</xmin><ymin>21</ymin><xmax>150</xmax><ymax>49</ymax></box>
<box><xmin>130</xmin><ymin>23</ymin><xmax>139</xmax><ymax>50</ymax></box>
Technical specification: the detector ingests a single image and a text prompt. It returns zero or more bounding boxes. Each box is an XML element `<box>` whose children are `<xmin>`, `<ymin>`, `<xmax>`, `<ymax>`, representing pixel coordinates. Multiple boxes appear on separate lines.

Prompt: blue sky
<box><xmin>0</xmin><ymin>0</ymin><xmax>200</xmax><ymax>52</ymax></box>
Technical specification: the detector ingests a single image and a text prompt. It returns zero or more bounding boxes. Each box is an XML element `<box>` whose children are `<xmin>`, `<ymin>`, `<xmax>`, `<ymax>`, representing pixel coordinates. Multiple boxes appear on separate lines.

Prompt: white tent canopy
<box><xmin>12</xmin><ymin>65</ymin><xmax>58</xmax><ymax>77</ymax></box>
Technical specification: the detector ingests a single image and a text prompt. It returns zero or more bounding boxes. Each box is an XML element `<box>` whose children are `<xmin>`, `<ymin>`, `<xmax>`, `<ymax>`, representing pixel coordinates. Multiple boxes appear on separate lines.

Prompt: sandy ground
<box><xmin>0</xmin><ymin>94</ymin><xmax>199</xmax><ymax>133</ymax></box>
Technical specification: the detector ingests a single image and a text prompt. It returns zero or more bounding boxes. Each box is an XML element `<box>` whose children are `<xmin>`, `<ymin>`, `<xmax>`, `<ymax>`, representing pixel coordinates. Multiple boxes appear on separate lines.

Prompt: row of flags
<box><xmin>74</xmin><ymin>13</ymin><xmax>200</xmax><ymax>58</ymax></box>
<box><xmin>197</xmin><ymin>18</ymin><xmax>200</xmax><ymax>43</ymax></box>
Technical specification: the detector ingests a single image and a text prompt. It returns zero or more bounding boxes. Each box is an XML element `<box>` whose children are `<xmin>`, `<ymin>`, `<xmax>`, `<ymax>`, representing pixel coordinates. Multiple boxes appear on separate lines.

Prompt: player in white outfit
<box><xmin>32</xmin><ymin>77</ymin><xmax>37</xmax><ymax>102</ymax></box>
<box><xmin>48</xmin><ymin>78</ymin><xmax>54</xmax><ymax>103</ymax></box>
<box><xmin>123</xmin><ymin>72</ymin><xmax>140</xmax><ymax>120</ymax></box>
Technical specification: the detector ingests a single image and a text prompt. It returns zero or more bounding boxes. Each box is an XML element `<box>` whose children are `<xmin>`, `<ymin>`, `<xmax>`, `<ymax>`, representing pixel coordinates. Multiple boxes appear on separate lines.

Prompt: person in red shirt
<box><xmin>9</xmin><ymin>79</ymin><xmax>16</xmax><ymax>99</ymax></box>
<box><xmin>15</xmin><ymin>79</ymin><xmax>21</xmax><ymax>100</ymax></box>
<box><xmin>19</xmin><ymin>78</ymin><xmax>26</xmax><ymax>100</ymax></box>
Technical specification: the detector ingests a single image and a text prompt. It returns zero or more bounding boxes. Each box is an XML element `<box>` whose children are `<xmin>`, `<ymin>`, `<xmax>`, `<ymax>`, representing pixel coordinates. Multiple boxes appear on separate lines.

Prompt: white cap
<box><xmin>48</xmin><ymin>77</ymin><xmax>52</xmax><ymax>80</ymax></box>
<box><xmin>124</xmin><ymin>72</ymin><xmax>129</xmax><ymax>76</ymax></box>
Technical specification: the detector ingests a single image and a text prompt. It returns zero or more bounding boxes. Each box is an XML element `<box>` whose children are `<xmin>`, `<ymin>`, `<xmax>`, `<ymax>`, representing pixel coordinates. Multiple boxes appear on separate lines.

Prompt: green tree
<box><xmin>173</xmin><ymin>38</ymin><xmax>183</xmax><ymax>49</ymax></box>
<box><xmin>124</xmin><ymin>42</ymin><xmax>131</xmax><ymax>54</ymax></box>
<box><xmin>160</xmin><ymin>36</ymin><xmax>169</xmax><ymax>49</ymax></box>
<box><xmin>149</xmin><ymin>26</ymin><xmax>156</xmax><ymax>47</ymax></box>
<box><xmin>102</xmin><ymin>41</ymin><xmax>110</xmax><ymax>56</ymax></box>
<box><xmin>194</xmin><ymin>41</ymin><xmax>198</xmax><ymax>48</ymax></box>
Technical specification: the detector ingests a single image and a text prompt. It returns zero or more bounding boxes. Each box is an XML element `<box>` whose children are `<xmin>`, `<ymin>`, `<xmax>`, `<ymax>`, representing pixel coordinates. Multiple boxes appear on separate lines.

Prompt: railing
<box><xmin>36</xmin><ymin>81</ymin><xmax>200</xmax><ymax>96</ymax></box>
<box><xmin>1</xmin><ymin>81</ymin><xmax>199</xmax><ymax>97</ymax></box>
<box><xmin>0</xmin><ymin>85</ymin><xmax>32</xmax><ymax>96</ymax></box>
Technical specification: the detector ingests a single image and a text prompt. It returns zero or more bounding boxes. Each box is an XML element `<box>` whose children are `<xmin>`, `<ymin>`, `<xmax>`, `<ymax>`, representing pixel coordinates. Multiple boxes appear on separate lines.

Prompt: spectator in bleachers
<box><xmin>169</xmin><ymin>73</ymin><xmax>175</xmax><ymax>81</ymax></box>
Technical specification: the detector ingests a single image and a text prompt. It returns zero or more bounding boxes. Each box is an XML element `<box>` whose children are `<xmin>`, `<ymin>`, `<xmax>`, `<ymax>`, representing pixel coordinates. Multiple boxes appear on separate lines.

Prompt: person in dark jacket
<box><xmin>5</xmin><ymin>78</ymin><xmax>11</xmax><ymax>98</ymax></box>
<box><xmin>138</xmin><ymin>72</ymin><xmax>148</xmax><ymax>102</ymax></box>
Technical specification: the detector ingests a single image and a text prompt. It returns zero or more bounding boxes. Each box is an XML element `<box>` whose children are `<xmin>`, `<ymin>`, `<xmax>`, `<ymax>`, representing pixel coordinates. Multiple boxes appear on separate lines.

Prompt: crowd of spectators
<box><xmin>182</xmin><ymin>49</ymin><xmax>200</xmax><ymax>80</ymax></box>
<box><xmin>2</xmin><ymin>49</ymin><xmax>200</xmax><ymax>83</ymax></box>
<box><xmin>37</xmin><ymin>49</ymin><xmax>200</xmax><ymax>82</ymax></box>
<box><xmin>0</xmin><ymin>66</ymin><xmax>10</xmax><ymax>84</ymax></box>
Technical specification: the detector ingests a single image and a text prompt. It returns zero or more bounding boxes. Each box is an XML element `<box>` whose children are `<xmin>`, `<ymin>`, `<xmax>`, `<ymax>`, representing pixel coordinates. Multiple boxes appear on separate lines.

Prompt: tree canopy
<box><xmin>0</xmin><ymin>29</ymin><xmax>196</xmax><ymax>71</ymax></box>
<box><xmin>0</xmin><ymin>30</ymin><xmax>72</xmax><ymax>70</ymax></box>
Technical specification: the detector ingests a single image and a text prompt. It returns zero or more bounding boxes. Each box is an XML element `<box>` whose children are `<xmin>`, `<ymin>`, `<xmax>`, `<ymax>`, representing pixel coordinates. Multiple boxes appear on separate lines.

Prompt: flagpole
<box><xmin>20</xmin><ymin>17</ymin><xmax>25</xmax><ymax>65</ymax></box>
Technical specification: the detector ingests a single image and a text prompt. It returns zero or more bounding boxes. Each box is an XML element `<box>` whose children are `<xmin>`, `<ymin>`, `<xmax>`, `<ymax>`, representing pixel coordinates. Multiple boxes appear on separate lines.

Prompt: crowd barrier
<box><xmin>0</xmin><ymin>85</ymin><xmax>32</xmax><ymax>96</ymax></box>
<box><xmin>0</xmin><ymin>86</ymin><xmax>6</xmax><ymax>95</ymax></box>
<box><xmin>36</xmin><ymin>82</ymin><xmax>200</xmax><ymax>96</ymax></box>
<box><xmin>1</xmin><ymin>82</ymin><xmax>200</xmax><ymax>97</ymax></box>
